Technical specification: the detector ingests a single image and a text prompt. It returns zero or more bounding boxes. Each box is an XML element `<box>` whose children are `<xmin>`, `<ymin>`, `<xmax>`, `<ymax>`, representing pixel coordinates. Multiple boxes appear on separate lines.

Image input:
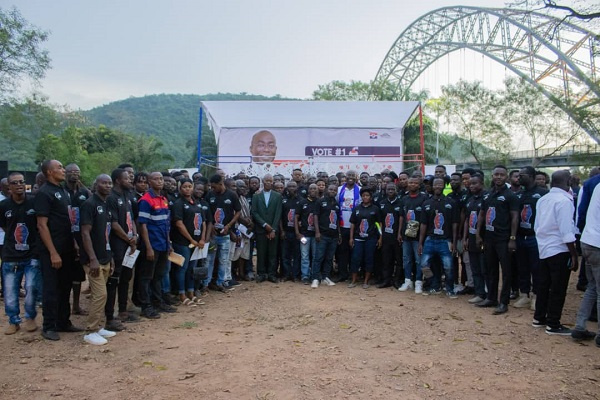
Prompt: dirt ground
<box><xmin>0</xmin><ymin>276</ymin><xmax>599</xmax><ymax>400</ymax></box>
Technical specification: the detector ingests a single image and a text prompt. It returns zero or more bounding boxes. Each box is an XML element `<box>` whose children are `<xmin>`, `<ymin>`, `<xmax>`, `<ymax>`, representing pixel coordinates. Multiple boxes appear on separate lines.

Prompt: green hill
<box><xmin>83</xmin><ymin>93</ymin><xmax>296</xmax><ymax>166</ymax></box>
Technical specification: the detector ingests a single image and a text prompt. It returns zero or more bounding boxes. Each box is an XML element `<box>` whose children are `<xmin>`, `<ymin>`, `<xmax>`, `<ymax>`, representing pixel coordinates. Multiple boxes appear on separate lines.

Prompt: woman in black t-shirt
<box><xmin>172</xmin><ymin>179</ymin><xmax>206</xmax><ymax>305</ymax></box>
<box><xmin>349</xmin><ymin>188</ymin><xmax>382</xmax><ymax>289</ymax></box>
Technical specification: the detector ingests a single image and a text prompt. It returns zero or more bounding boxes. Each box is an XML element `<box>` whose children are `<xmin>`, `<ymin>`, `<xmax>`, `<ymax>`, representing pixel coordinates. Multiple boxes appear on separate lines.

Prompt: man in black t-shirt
<box><xmin>80</xmin><ymin>174</ymin><xmax>117</xmax><ymax>346</ymax></box>
<box><xmin>476</xmin><ymin>165</ymin><xmax>519</xmax><ymax>315</ymax></box>
<box><xmin>378</xmin><ymin>183</ymin><xmax>403</xmax><ymax>288</ymax></box>
<box><xmin>462</xmin><ymin>174</ymin><xmax>487</xmax><ymax>303</ymax></box>
<box><xmin>34</xmin><ymin>160</ymin><xmax>82</xmax><ymax>341</ymax></box>
<box><xmin>513</xmin><ymin>166</ymin><xmax>548</xmax><ymax>309</ymax></box>
<box><xmin>311</xmin><ymin>184</ymin><xmax>341</xmax><ymax>287</ymax></box>
<box><xmin>105</xmin><ymin>168</ymin><xmax>138</xmax><ymax>327</ymax></box>
<box><xmin>418</xmin><ymin>178</ymin><xmax>459</xmax><ymax>297</ymax></box>
<box><xmin>295</xmin><ymin>184</ymin><xmax>319</xmax><ymax>284</ymax></box>
<box><xmin>280</xmin><ymin>181</ymin><xmax>302</xmax><ymax>281</ymax></box>
<box><xmin>204</xmin><ymin>174</ymin><xmax>241</xmax><ymax>291</ymax></box>
<box><xmin>0</xmin><ymin>172</ymin><xmax>41</xmax><ymax>334</ymax></box>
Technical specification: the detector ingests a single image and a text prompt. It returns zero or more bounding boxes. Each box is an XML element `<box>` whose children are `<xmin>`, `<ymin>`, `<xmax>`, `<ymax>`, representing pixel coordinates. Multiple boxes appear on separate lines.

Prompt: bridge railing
<box><xmin>508</xmin><ymin>144</ymin><xmax>600</xmax><ymax>160</ymax></box>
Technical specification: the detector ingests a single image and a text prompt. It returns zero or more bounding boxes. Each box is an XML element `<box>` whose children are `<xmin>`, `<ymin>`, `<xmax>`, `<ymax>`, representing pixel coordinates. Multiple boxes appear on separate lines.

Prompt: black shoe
<box><xmin>57</xmin><ymin>324</ymin><xmax>84</xmax><ymax>332</ymax></box>
<box><xmin>157</xmin><ymin>303</ymin><xmax>177</xmax><ymax>313</ymax></box>
<box><xmin>457</xmin><ymin>286</ymin><xmax>474</xmax><ymax>295</ymax></box>
<box><xmin>376</xmin><ymin>282</ymin><xmax>392</xmax><ymax>289</ymax></box>
<box><xmin>596</xmin><ymin>335</ymin><xmax>600</xmax><ymax>348</ymax></box>
<box><xmin>493</xmin><ymin>304</ymin><xmax>508</xmax><ymax>315</ymax></box>
<box><xmin>302</xmin><ymin>278</ymin><xmax>310</xmax><ymax>285</ymax></box>
<box><xmin>42</xmin><ymin>330</ymin><xmax>60</xmax><ymax>341</ymax></box>
<box><xmin>532</xmin><ymin>319</ymin><xmax>546</xmax><ymax>328</ymax></box>
<box><xmin>256</xmin><ymin>275</ymin><xmax>266</xmax><ymax>283</ymax></box>
<box><xmin>476</xmin><ymin>299</ymin><xmax>498</xmax><ymax>308</ymax></box>
<box><xmin>268</xmin><ymin>275</ymin><xmax>278</xmax><ymax>283</ymax></box>
<box><xmin>545</xmin><ymin>325</ymin><xmax>571</xmax><ymax>336</ymax></box>
<box><xmin>571</xmin><ymin>329</ymin><xmax>596</xmax><ymax>341</ymax></box>
<box><xmin>105</xmin><ymin>319</ymin><xmax>126</xmax><ymax>332</ymax></box>
<box><xmin>141</xmin><ymin>308</ymin><xmax>161</xmax><ymax>319</ymax></box>
<box><xmin>509</xmin><ymin>290</ymin><xmax>519</xmax><ymax>300</ymax></box>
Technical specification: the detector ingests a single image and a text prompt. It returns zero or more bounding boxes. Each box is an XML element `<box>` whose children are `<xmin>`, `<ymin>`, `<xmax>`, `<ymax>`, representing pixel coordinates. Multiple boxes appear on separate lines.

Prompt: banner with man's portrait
<box><xmin>217</xmin><ymin>127</ymin><xmax>404</xmax><ymax>176</ymax></box>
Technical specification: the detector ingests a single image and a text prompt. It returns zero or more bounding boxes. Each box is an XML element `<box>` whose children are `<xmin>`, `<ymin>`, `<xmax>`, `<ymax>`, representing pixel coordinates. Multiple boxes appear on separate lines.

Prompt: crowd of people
<box><xmin>0</xmin><ymin>160</ymin><xmax>598</xmax><ymax>348</ymax></box>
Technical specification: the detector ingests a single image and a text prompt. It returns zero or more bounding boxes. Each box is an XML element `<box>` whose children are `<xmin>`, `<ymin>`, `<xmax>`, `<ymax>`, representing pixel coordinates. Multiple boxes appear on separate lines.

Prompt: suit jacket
<box><xmin>251</xmin><ymin>190</ymin><xmax>282</xmax><ymax>235</ymax></box>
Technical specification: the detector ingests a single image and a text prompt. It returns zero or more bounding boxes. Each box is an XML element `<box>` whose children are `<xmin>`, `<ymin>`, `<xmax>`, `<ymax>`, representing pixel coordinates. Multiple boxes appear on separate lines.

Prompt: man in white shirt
<box><xmin>571</xmin><ymin>181</ymin><xmax>600</xmax><ymax>345</ymax></box>
<box><xmin>533</xmin><ymin>170</ymin><xmax>579</xmax><ymax>335</ymax></box>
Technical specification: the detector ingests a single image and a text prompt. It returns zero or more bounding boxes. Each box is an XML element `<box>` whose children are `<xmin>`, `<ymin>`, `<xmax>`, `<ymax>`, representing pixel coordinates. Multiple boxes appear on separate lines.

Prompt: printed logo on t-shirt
<box><xmin>193</xmin><ymin>213</ymin><xmax>202</xmax><ymax>235</ymax></box>
<box><xmin>406</xmin><ymin>209</ymin><xmax>415</xmax><ymax>221</ymax></box>
<box><xmin>384</xmin><ymin>213</ymin><xmax>394</xmax><ymax>234</ymax></box>
<box><xmin>287</xmin><ymin>209</ymin><xmax>295</xmax><ymax>227</ymax></box>
<box><xmin>359</xmin><ymin>219</ymin><xmax>369</xmax><ymax>237</ymax></box>
<box><xmin>307</xmin><ymin>213</ymin><xmax>315</xmax><ymax>231</ymax></box>
<box><xmin>433</xmin><ymin>212</ymin><xmax>445</xmax><ymax>235</ymax></box>
<box><xmin>486</xmin><ymin>207</ymin><xmax>496</xmax><ymax>232</ymax></box>
<box><xmin>14</xmin><ymin>223</ymin><xmax>29</xmax><ymax>251</ymax></box>
<box><xmin>469</xmin><ymin>211</ymin><xmax>478</xmax><ymax>235</ymax></box>
<box><xmin>68</xmin><ymin>206</ymin><xmax>80</xmax><ymax>232</ymax></box>
<box><xmin>329</xmin><ymin>210</ymin><xmax>337</xmax><ymax>229</ymax></box>
<box><xmin>126</xmin><ymin>212</ymin><xmax>134</xmax><ymax>238</ymax></box>
<box><xmin>520</xmin><ymin>204</ymin><xmax>532</xmax><ymax>229</ymax></box>
<box><xmin>214</xmin><ymin>208</ymin><xmax>225</xmax><ymax>229</ymax></box>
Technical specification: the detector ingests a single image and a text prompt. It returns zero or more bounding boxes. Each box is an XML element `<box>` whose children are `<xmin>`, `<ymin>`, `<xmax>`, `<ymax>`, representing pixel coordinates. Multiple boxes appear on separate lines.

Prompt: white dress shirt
<box><xmin>581</xmin><ymin>183</ymin><xmax>600</xmax><ymax>248</ymax></box>
<box><xmin>534</xmin><ymin>187</ymin><xmax>577</xmax><ymax>259</ymax></box>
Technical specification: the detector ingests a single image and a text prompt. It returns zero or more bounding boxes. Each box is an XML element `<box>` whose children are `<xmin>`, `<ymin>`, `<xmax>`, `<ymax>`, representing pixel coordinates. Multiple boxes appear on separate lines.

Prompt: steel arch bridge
<box><xmin>372</xmin><ymin>6</ymin><xmax>600</xmax><ymax>143</ymax></box>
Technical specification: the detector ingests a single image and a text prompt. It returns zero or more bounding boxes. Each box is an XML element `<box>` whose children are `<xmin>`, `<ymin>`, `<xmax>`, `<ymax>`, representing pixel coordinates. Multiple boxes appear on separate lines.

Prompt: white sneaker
<box><xmin>322</xmin><ymin>277</ymin><xmax>336</xmax><ymax>286</ymax></box>
<box><xmin>398</xmin><ymin>279</ymin><xmax>413</xmax><ymax>292</ymax></box>
<box><xmin>97</xmin><ymin>328</ymin><xmax>116</xmax><ymax>338</ymax></box>
<box><xmin>414</xmin><ymin>280</ymin><xmax>423</xmax><ymax>294</ymax></box>
<box><xmin>311</xmin><ymin>279</ymin><xmax>319</xmax><ymax>288</ymax></box>
<box><xmin>84</xmin><ymin>332</ymin><xmax>108</xmax><ymax>346</ymax></box>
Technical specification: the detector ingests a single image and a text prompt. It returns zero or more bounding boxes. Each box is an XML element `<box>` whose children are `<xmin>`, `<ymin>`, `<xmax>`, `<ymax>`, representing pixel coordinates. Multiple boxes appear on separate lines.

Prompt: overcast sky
<box><xmin>11</xmin><ymin>0</ymin><xmax>518</xmax><ymax>110</ymax></box>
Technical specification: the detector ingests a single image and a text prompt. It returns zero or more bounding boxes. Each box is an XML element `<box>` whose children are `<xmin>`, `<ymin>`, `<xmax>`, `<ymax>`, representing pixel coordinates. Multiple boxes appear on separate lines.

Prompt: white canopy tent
<box><xmin>199</xmin><ymin>101</ymin><xmax>422</xmax><ymax>176</ymax></box>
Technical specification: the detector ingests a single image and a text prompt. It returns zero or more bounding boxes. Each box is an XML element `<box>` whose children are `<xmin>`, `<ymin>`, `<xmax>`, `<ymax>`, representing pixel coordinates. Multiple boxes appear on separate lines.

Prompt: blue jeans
<box><xmin>162</xmin><ymin>261</ymin><xmax>171</xmax><ymax>294</ymax></box>
<box><xmin>281</xmin><ymin>231</ymin><xmax>300</xmax><ymax>279</ymax></box>
<box><xmin>402</xmin><ymin>240</ymin><xmax>421</xmax><ymax>281</ymax></box>
<box><xmin>204</xmin><ymin>235</ymin><xmax>231</xmax><ymax>286</ymax></box>
<box><xmin>575</xmin><ymin>243</ymin><xmax>600</xmax><ymax>333</ymax></box>
<box><xmin>300</xmin><ymin>236</ymin><xmax>316</xmax><ymax>280</ymax></box>
<box><xmin>2</xmin><ymin>259</ymin><xmax>40</xmax><ymax>325</ymax></box>
<box><xmin>312</xmin><ymin>236</ymin><xmax>338</xmax><ymax>280</ymax></box>
<box><xmin>350</xmin><ymin>238</ymin><xmax>377</xmax><ymax>273</ymax></box>
<box><xmin>173</xmin><ymin>244</ymin><xmax>195</xmax><ymax>294</ymax></box>
<box><xmin>516</xmin><ymin>235</ymin><xmax>540</xmax><ymax>295</ymax></box>
<box><xmin>420</xmin><ymin>237</ymin><xmax>454</xmax><ymax>292</ymax></box>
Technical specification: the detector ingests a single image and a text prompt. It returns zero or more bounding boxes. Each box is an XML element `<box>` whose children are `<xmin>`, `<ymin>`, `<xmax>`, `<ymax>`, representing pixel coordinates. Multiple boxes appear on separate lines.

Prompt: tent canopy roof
<box><xmin>201</xmin><ymin>101</ymin><xmax>420</xmax><ymax>132</ymax></box>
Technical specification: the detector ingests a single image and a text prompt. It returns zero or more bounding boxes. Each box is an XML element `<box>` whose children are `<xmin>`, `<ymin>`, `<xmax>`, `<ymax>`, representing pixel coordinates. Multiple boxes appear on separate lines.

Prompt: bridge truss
<box><xmin>372</xmin><ymin>6</ymin><xmax>600</xmax><ymax>143</ymax></box>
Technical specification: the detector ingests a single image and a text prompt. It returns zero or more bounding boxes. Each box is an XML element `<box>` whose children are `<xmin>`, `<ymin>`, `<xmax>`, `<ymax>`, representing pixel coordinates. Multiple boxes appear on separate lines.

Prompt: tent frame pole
<box><xmin>419</xmin><ymin>103</ymin><xmax>425</xmax><ymax>173</ymax></box>
<box><xmin>197</xmin><ymin>107</ymin><xmax>203</xmax><ymax>169</ymax></box>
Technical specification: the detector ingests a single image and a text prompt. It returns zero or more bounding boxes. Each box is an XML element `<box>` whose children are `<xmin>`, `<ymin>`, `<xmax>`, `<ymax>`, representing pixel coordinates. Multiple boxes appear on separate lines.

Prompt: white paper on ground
<box><xmin>122</xmin><ymin>247</ymin><xmax>140</xmax><ymax>269</ymax></box>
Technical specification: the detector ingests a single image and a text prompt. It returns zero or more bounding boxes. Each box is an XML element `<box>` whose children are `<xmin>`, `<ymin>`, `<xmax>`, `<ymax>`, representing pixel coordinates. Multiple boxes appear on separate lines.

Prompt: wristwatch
<box><xmin>509</xmin><ymin>236</ymin><xmax>516</xmax><ymax>240</ymax></box>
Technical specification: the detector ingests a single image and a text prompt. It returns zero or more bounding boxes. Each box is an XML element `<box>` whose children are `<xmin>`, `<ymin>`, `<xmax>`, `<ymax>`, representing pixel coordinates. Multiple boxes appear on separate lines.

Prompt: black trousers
<box><xmin>336</xmin><ymin>228</ymin><xmax>351</xmax><ymax>280</ymax></box>
<box><xmin>137</xmin><ymin>250</ymin><xmax>168</xmax><ymax>310</ymax></box>
<box><xmin>534</xmin><ymin>252</ymin><xmax>571</xmax><ymax>328</ymax></box>
<box><xmin>105</xmin><ymin>247</ymin><xmax>134</xmax><ymax>320</ymax></box>
<box><xmin>41</xmin><ymin>249</ymin><xmax>76</xmax><ymax>332</ymax></box>
<box><xmin>485</xmin><ymin>239</ymin><xmax>512</xmax><ymax>305</ymax></box>
<box><xmin>256</xmin><ymin>233</ymin><xmax>279</xmax><ymax>278</ymax></box>
<box><xmin>381</xmin><ymin>236</ymin><xmax>403</xmax><ymax>284</ymax></box>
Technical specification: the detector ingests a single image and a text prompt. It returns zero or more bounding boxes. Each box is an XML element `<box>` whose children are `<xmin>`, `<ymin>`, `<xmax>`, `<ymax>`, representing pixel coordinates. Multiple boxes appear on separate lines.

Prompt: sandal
<box><xmin>191</xmin><ymin>297</ymin><xmax>205</xmax><ymax>305</ymax></box>
<box><xmin>182</xmin><ymin>298</ymin><xmax>197</xmax><ymax>307</ymax></box>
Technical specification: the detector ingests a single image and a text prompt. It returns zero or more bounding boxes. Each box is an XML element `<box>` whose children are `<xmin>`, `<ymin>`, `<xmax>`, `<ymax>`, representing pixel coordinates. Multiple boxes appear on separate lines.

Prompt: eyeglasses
<box><xmin>9</xmin><ymin>180</ymin><xmax>25</xmax><ymax>185</ymax></box>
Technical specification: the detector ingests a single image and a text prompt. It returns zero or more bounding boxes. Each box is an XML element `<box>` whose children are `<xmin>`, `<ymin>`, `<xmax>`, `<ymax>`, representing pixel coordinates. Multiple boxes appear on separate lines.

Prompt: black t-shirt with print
<box><xmin>171</xmin><ymin>197</ymin><xmax>206</xmax><ymax>246</ymax></box>
<box><xmin>0</xmin><ymin>197</ymin><xmax>38</xmax><ymax>261</ymax></box>
<box><xmin>350</xmin><ymin>203</ymin><xmax>381</xmax><ymax>240</ymax></box>
<box><xmin>379</xmin><ymin>196</ymin><xmax>401</xmax><ymax>238</ymax></box>
<box><xmin>206</xmin><ymin>189</ymin><xmax>241</xmax><ymax>236</ymax></box>
<box><xmin>33</xmin><ymin>182</ymin><xmax>74</xmax><ymax>254</ymax></box>
<box><xmin>297</xmin><ymin>197</ymin><xmax>318</xmax><ymax>237</ymax></box>
<box><xmin>315</xmin><ymin>196</ymin><xmax>340</xmax><ymax>238</ymax></box>
<box><xmin>66</xmin><ymin>186</ymin><xmax>90</xmax><ymax>247</ymax></box>
<box><xmin>282</xmin><ymin>195</ymin><xmax>302</xmax><ymax>233</ymax></box>
<box><xmin>107</xmin><ymin>188</ymin><xmax>136</xmax><ymax>255</ymax></box>
<box><xmin>80</xmin><ymin>193</ymin><xmax>112</xmax><ymax>265</ymax></box>
<box><xmin>481</xmin><ymin>186</ymin><xmax>519</xmax><ymax>241</ymax></box>
<box><xmin>464</xmin><ymin>191</ymin><xmax>486</xmax><ymax>252</ymax></box>
<box><xmin>516</xmin><ymin>186</ymin><xmax>548</xmax><ymax>237</ymax></box>
<box><xmin>400</xmin><ymin>192</ymin><xmax>428</xmax><ymax>241</ymax></box>
<box><xmin>420</xmin><ymin>195</ymin><xmax>459</xmax><ymax>240</ymax></box>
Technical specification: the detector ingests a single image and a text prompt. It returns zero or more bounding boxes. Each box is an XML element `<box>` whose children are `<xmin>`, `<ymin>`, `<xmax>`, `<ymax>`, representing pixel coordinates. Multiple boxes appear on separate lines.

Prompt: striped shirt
<box><xmin>138</xmin><ymin>189</ymin><xmax>170</xmax><ymax>251</ymax></box>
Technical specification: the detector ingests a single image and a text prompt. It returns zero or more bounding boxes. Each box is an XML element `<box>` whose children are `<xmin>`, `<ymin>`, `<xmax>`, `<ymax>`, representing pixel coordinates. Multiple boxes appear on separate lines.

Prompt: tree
<box><xmin>0</xmin><ymin>7</ymin><xmax>50</xmax><ymax>101</ymax></box>
<box><xmin>440</xmin><ymin>80</ymin><xmax>511</xmax><ymax>167</ymax></box>
<box><xmin>313</xmin><ymin>80</ymin><xmax>429</xmax><ymax>102</ymax></box>
<box><xmin>501</xmin><ymin>77</ymin><xmax>584</xmax><ymax>166</ymax></box>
